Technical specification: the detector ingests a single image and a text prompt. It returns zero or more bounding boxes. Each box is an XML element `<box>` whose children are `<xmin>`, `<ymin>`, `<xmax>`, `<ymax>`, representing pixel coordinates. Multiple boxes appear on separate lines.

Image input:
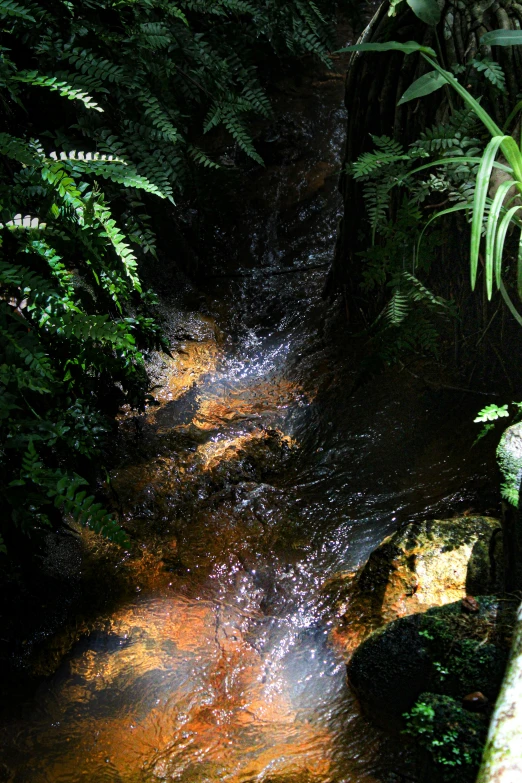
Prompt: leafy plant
<box><xmin>340</xmin><ymin>36</ymin><xmax>522</xmax><ymax>327</ymax></box>
<box><xmin>0</xmin><ymin>0</ymin><xmax>337</xmax><ymax>552</ymax></box>
<box><xmin>404</xmin><ymin>694</ymin><xmax>485</xmax><ymax>775</ymax></box>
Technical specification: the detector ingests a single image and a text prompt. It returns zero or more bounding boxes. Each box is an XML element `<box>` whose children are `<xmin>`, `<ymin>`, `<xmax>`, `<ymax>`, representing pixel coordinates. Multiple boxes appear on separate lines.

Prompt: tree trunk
<box><xmin>476</xmin><ymin>600</ymin><xmax>522</xmax><ymax>782</ymax></box>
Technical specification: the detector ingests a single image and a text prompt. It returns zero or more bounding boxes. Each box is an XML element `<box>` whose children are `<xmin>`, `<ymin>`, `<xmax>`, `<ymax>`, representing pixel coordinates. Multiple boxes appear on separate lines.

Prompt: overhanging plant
<box><xmin>339</xmin><ymin>31</ymin><xmax>522</xmax><ymax>327</ymax></box>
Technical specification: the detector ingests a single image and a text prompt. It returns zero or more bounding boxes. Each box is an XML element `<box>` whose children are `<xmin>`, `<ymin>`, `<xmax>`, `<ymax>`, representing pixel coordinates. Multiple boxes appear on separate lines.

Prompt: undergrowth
<box><xmin>0</xmin><ymin>0</ymin><xmax>335</xmax><ymax>552</ymax></box>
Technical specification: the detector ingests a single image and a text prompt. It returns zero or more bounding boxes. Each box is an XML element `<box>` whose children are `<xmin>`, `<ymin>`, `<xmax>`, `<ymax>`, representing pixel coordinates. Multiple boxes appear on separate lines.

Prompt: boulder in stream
<box><xmin>346</xmin><ymin>596</ymin><xmax>514</xmax><ymax>734</ymax></box>
<box><xmin>333</xmin><ymin>515</ymin><xmax>503</xmax><ymax>658</ymax></box>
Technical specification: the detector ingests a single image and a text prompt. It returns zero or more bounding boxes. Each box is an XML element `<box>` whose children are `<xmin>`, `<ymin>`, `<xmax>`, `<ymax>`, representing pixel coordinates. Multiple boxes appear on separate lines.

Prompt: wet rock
<box><xmin>347</xmin><ymin>596</ymin><xmax>514</xmax><ymax>733</ymax></box>
<box><xmin>335</xmin><ymin>516</ymin><xmax>503</xmax><ymax>657</ymax></box>
<box><xmin>347</xmin><ymin>611</ymin><xmax>432</xmax><ymax>731</ymax></box>
<box><xmin>497</xmin><ymin>422</ymin><xmax>522</xmax><ymax>592</ymax></box>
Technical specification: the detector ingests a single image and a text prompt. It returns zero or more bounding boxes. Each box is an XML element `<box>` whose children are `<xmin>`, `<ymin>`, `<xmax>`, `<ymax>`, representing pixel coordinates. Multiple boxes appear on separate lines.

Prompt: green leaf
<box><xmin>485</xmin><ymin>179</ymin><xmax>515</xmax><ymax>298</ymax></box>
<box><xmin>420</xmin><ymin>55</ymin><xmax>503</xmax><ymax>138</ymax></box>
<box><xmin>499</xmin><ymin>280</ymin><xmax>522</xmax><ymax>328</ymax></box>
<box><xmin>407</xmin><ymin>0</ymin><xmax>441</xmax><ymax>25</ymax></box>
<box><xmin>495</xmin><ymin>205</ymin><xmax>522</xmax><ymax>294</ymax></box>
<box><xmin>470</xmin><ymin>136</ymin><xmax>508</xmax><ymax>292</ymax></box>
<box><xmin>481</xmin><ymin>30</ymin><xmax>522</xmax><ymax>47</ymax></box>
<box><xmin>474</xmin><ymin>404</ymin><xmax>509</xmax><ymax>422</ymax></box>
<box><xmin>337</xmin><ymin>41</ymin><xmax>437</xmax><ymax>57</ymax></box>
<box><xmin>398</xmin><ymin>71</ymin><xmax>446</xmax><ymax>105</ymax></box>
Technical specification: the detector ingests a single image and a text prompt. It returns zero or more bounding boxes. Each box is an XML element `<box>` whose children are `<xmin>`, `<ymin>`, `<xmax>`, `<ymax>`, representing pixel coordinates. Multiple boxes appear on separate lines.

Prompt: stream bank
<box><xmin>0</xmin><ymin>13</ymin><xmax>504</xmax><ymax>783</ymax></box>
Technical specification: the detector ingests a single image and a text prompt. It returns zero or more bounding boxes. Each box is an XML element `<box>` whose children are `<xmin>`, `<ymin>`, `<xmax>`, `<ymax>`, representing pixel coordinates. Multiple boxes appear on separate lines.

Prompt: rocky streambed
<box><xmin>0</xmin><ymin>14</ymin><xmax>507</xmax><ymax>783</ymax></box>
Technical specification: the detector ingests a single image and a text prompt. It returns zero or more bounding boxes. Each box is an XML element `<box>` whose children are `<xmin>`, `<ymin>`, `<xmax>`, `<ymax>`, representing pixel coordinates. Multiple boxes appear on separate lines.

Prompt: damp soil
<box><xmin>0</xmin><ymin>17</ymin><xmax>500</xmax><ymax>783</ymax></box>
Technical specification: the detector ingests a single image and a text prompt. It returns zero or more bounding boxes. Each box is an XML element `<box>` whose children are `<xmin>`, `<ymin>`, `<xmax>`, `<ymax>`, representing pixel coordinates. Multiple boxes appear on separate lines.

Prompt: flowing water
<box><xmin>0</xmin><ymin>32</ymin><xmax>496</xmax><ymax>783</ymax></box>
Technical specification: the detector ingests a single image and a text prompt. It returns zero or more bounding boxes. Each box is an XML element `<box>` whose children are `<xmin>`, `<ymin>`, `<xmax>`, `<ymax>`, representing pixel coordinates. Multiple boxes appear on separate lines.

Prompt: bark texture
<box><xmin>476</xmin><ymin>601</ymin><xmax>522</xmax><ymax>783</ymax></box>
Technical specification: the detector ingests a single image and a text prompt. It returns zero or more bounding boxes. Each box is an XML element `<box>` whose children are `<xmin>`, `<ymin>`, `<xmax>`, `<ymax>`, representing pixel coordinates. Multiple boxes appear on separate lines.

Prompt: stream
<box><xmin>0</xmin><ymin>26</ymin><xmax>497</xmax><ymax>783</ymax></box>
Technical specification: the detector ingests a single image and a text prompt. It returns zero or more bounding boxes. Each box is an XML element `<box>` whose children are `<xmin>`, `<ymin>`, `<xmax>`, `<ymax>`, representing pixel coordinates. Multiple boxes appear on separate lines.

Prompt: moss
<box><xmin>404</xmin><ymin>693</ymin><xmax>487</xmax><ymax>783</ymax></box>
<box><xmin>347</xmin><ymin>597</ymin><xmax>516</xmax><ymax>735</ymax></box>
<box><xmin>417</xmin><ymin>598</ymin><xmax>512</xmax><ymax>701</ymax></box>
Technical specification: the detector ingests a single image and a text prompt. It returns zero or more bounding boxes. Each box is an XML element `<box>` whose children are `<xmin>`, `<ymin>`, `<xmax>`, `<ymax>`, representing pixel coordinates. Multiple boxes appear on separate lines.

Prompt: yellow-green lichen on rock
<box><xmin>334</xmin><ymin>516</ymin><xmax>503</xmax><ymax>658</ymax></box>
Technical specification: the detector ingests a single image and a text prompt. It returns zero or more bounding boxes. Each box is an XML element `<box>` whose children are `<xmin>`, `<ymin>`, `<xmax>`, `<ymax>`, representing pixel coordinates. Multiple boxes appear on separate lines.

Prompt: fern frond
<box><xmin>15</xmin><ymin>70</ymin><xmax>104</xmax><ymax>112</ymax></box>
<box><xmin>0</xmin><ymin>132</ymin><xmax>38</xmax><ymax>165</ymax></box>
<box><xmin>0</xmin><ymin>0</ymin><xmax>35</xmax><ymax>21</ymax></box>
<box><xmin>94</xmin><ymin>203</ymin><xmax>142</xmax><ymax>293</ymax></box>
<box><xmin>384</xmin><ymin>290</ymin><xmax>410</xmax><ymax>326</ymax></box>
<box><xmin>136</xmin><ymin>90</ymin><xmax>179</xmax><ymax>143</ymax></box>
<box><xmin>64</xmin><ymin>47</ymin><xmax>127</xmax><ymax>84</ymax></box>
<box><xmin>471</xmin><ymin>57</ymin><xmax>506</xmax><ymax>93</ymax></box>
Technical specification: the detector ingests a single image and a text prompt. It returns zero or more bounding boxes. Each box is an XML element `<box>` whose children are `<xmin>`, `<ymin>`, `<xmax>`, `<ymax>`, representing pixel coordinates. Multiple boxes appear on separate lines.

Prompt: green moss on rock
<box><xmin>347</xmin><ymin>597</ymin><xmax>515</xmax><ymax>732</ymax></box>
<box><xmin>497</xmin><ymin>422</ymin><xmax>522</xmax><ymax>507</ymax></box>
<box><xmin>404</xmin><ymin>693</ymin><xmax>487</xmax><ymax>782</ymax></box>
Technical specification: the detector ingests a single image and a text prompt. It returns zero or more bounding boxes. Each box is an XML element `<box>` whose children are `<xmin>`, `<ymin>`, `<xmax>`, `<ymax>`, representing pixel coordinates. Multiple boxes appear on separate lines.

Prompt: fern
<box><xmin>135</xmin><ymin>90</ymin><xmax>179</xmax><ymax>143</ymax></box>
<box><xmin>411</xmin><ymin>109</ymin><xmax>480</xmax><ymax>156</ymax></box>
<box><xmin>384</xmin><ymin>290</ymin><xmax>410</xmax><ymax>326</ymax></box>
<box><xmin>350</xmin><ymin>148</ymin><xmax>408</xmax><ymax>178</ymax></box>
<box><xmin>15</xmin><ymin>70</ymin><xmax>104</xmax><ymax>111</ymax></box>
<box><xmin>471</xmin><ymin>57</ymin><xmax>506</xmax><ymax>93</ymax></box>
<box><xmin>64</xmin><ymin>48</ymin><xmax>127</xmax><ymax>84</ymax></box>
<box><xmin>0</xmin><ymin>0</ymin><xmax>35</xmax><ymax>20</ymax></box>
<box><xmin>0</xmin><ymin>0</ymin><xmax>337</xmax><ymax>551</ymax></box>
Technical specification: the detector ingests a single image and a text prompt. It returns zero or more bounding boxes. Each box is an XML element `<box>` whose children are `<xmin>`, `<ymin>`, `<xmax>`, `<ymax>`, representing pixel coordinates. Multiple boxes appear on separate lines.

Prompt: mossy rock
<box><xmin>336</xmin><ymin>516</ymin><xmax>503</xmax><ymax>660</ymax></box>
<box><xmin>404</xmin><ymin>693</ymin><xmax>487</xmax><ymax>783</ymax></box>
<box><xmin>347</xmin><ymin>596</ymin><xmax>515</xmax><ymax>733</ymax></box>
<box><xmin>497</xmin><ymin>422</ymin><xmax>522</xmax><ymax>507</ymax></box>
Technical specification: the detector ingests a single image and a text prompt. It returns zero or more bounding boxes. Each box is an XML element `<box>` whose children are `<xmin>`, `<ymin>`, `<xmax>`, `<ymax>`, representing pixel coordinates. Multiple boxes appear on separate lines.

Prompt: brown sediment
<box><xmin>193</xmin><ymin>377</ymin><xmax>308</xmax><ymax>430</ymax></box>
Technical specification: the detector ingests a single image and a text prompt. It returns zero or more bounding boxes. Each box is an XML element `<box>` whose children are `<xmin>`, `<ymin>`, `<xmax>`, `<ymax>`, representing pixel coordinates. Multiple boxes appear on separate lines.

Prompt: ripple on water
<box><xmin>2</xmin><ymin>592</ymin><xmax>387</xmax><ymax>783</ymax></box>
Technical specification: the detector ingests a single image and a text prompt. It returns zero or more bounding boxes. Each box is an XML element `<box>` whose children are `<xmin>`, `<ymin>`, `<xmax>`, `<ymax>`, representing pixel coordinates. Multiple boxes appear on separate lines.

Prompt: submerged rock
<box><xmin>334</xmin><ymin>516</ymin><xmax>503</xmax><ymax>658</ymax></box>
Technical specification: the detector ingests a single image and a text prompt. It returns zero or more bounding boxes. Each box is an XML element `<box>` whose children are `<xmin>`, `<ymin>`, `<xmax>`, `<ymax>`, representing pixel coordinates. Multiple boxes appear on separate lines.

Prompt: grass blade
<box><xmin>495</xmin><ymin>205</ymin><xmax>522</xmax><ymax>292</ymax></box>
<box><xmin>400</xmin><ymin>157</ymin><xmax>512</xmax><ymax>183</ymax></box>
<box><xmin>481</xmin><ymin>30</ymin><xmax>522</xmax><ymax>46</ymax></box>
<box><xmin>337</xmin><ymin>41</ymin><xmax>437</xmax><ymax>56</ymax></box>
<box><xmin>420</xmin><ymin>55</ymin><xmax>503</xmax><ymax>138</ymax></box>
<box><xmin>499</xmin><ymin>279</ymin><xmax>522</xmax><ymax>326</ymax></box>
<box><xmin>485</xmin><ymin>178</ymin><xmax>515</xmax><ymax>298</ymax></box>
<box><xmin>416</xmin><ymin>202</ymin><xmax>469</xmax><ymax>260</ymax></box>
<box><xmin>470</xmin><ymin>136</ymin><xmax>508</xmax><ymax>291</ymax></box>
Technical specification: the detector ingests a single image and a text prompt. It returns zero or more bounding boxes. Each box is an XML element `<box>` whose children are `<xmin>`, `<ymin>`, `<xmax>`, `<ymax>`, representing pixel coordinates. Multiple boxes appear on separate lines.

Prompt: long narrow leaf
<box><xmin>401</xmin><ymin>157</ymin><xmax>512</xmax><ymax>184</ymax></box>
<box><xmin>420</xmin><ymin>55</ymin><xmax>503</xmax><ymax>138</ymax></box>
<box><xmin>495</xmin><ymin>205</ymin><xmax>522</xmax><ymax>292</ymax></box>
<box><xmin>485</xmin><ymin>179</ymin><xmax>515</xmax><ymax>299</ymax></box>
<box><xmin>337</xmin><ymin>41</ymin><xmax>437</xmax><ymax>56</ymax></box>
<box><xmin>481</xmin><ymin>30</ymin><xmax>522</xmax><ymax>47</ymax></box>
<box><xmin>503</xmin><ymin>99</ymin><xmax>522</xmax><ymax>133</ymax></box>
<box><xmin>499</xmin><ymin>280</ymin><xmax>522</xmax><ymax>327</ymax></box>
<box><xmin>416</xmin><ymin>202</ymin><xmax>469</xmax><ymax>260</ymax></box>
<box><xmin>470</xmin><ymin>136</ymin><xmax>508</xmax><ymax>291</ymax></box>
<box><xmin>518</xmin><ymin>229</ymin><xmax>522</xmax><ymax>301</ymax></box>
